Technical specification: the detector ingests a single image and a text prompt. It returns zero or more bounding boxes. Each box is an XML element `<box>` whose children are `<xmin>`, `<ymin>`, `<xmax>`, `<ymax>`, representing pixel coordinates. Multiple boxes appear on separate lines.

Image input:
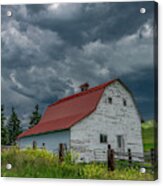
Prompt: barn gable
<box><xmin>70</xmin><ymin>81</ymin><xmax>144</xmax><ymax>162</ymax></box>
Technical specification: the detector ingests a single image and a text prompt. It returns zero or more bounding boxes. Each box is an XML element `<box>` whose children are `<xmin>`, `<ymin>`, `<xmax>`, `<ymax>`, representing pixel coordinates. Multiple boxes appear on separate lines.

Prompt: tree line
<box><xmin>1</xmin><ymin>104</ymin><xmax>41</xmax><ymax>145</ymax></box>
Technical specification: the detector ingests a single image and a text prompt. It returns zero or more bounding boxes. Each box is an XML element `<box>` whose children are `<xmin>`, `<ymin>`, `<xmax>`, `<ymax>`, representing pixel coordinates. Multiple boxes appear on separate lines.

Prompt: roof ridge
<box><xmin>49</xmin><ymin>79</ymin><xmax>116</xmax><ymax>107</ymax></box>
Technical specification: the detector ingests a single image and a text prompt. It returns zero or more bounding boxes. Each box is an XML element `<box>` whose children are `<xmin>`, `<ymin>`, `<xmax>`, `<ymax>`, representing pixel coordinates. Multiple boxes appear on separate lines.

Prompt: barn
<box><xmin>17</xmin><ymin>79</ymin><xmax>144</xmax><ymax>162</ymax></box>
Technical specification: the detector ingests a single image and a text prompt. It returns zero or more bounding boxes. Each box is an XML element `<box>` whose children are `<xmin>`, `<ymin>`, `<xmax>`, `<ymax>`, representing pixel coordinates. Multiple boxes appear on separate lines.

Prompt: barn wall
<box><xmin>70</xmin><ymin>81</ymin><xmax>144</xmax><ymax>162</ymax></box>
<box><xmin>18</xmin><ymin>130</ymin><xmax>70</xmax><ymax>152</ymax></box>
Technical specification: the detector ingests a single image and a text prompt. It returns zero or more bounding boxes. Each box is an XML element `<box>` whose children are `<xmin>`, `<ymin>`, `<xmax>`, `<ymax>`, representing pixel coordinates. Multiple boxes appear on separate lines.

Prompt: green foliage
<box><xmin>1</xmin><ymin>105</ymin><xmax>9</xmax><ymax>145</ymax></box>
<box><xmin>7</xmin><ymin>107</ymin><xmax>22</xmax><ymax>145</ymax></box>
<box><xmin>142</xmin><ymin>120</ymin><xmax>155</xmax><ymax>152</ymax></box>
<box><xmin>1</xmin><ymin>148</ymin><xmax>154</xmax><ymax>180</ymax></box>
<box><xmin>29</xmin><ymin>104</ymin><xmax>41</xmax><ymax>129</ymax></box>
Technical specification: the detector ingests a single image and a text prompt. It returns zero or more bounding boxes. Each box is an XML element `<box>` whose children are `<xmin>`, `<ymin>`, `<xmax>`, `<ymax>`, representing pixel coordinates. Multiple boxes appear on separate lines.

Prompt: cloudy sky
<box><xmin>1</xmin><ymin>2</ymin><xmax>157</xmax><ymax>129</ymax></box>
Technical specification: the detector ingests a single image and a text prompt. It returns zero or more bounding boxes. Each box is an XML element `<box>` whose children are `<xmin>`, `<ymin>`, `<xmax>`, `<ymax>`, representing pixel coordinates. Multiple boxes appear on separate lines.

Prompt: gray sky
<box><xmin>1</xmin><ymin>2</ymin><xmax>157</xmax><ymax>129</ymax></box>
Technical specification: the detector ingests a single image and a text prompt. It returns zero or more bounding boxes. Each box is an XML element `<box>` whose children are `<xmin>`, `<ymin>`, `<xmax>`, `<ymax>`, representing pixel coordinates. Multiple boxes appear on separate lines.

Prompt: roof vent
<box><xmin>79</xmin><ymin>83</ymin><xmax>89</xmax><ymax>92</ymax></box>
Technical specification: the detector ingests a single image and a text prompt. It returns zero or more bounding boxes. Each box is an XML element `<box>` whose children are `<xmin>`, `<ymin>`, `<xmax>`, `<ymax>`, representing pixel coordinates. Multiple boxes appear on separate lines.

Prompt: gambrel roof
<box><xmin>17</xmin><ymin>79</ymin><xmax>117</xmax><ymax>139</ymax></box>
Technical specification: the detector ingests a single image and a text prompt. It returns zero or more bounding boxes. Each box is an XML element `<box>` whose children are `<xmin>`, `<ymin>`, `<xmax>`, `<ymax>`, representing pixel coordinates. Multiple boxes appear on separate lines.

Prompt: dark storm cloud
<box><xmin>1</xmin><ymin>2</ymin><xmax>157</xmax><ymax>128</ymax></box>
<box><xmin>22</xmin><ymin>2</ymin><xmax>154</xmax><ymax>46</ymax></box>
<box><xmin>27</xmin><ymin>4</ymin><xmax>48</xmax><ymax>13</ymax></box>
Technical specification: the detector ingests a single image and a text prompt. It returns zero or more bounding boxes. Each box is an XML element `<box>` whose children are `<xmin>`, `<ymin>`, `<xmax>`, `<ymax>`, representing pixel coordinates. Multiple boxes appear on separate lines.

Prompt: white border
<box><xmin>0</xmin><ymin>0</ymin><xmax>162</xmax><ymax>186</ymax></box>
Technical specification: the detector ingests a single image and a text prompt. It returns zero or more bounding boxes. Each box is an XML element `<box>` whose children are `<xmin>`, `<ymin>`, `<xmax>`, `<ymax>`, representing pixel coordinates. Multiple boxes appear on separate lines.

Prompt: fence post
<box><xmin>32</xmin><ymin>140</ymin><xmax>37</xmax><ymax>150</ymax></box>
<box><xmin>59</xmin><ymin>143</ymin><xmax>64</xmax><ymax>163</ymax></box>
<box><xmin>110</xmin><ymin>149</ymin><xmax>115</xmax><ymax>171</ymax></box>
<box><xmin>42</xmin><ymin>143</ymin><xmax>46</xmax><ymax>149</ymax></box>
<box><xmin>128</xmin><ymin>148</ymin><xmax>132</xmax><ymax>167</ymax></box>
<box><xmin>107</xmin><ymin>144</ymin><xmax>115</xmax><ymax>171</ymax></box>
<box><xmin>107</xmin><ymin>144</ymin><xmax>111</xmax><ymax>171</ymax></box>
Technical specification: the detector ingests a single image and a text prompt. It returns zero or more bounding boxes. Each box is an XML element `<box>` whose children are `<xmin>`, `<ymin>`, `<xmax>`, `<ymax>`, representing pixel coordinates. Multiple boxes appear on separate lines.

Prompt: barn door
<box><xmin>117</xmin><ymin>135</ymin><xmax>125</xmax><ymax>152</ymax></box>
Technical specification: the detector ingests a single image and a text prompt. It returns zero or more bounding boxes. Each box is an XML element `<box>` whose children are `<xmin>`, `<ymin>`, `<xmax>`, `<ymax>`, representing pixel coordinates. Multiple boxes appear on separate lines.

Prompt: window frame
<box><xmin>100</xmin><ymin>134</ymin><xmax>108</xmax><ymax>143</ymax></box>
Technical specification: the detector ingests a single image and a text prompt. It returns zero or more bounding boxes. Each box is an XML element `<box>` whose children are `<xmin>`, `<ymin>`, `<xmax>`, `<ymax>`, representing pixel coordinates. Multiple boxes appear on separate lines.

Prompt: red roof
<box><xmin>18</xmin><ymin>79</ymin><xmax>116</xmax><ymax>139</ymax></box>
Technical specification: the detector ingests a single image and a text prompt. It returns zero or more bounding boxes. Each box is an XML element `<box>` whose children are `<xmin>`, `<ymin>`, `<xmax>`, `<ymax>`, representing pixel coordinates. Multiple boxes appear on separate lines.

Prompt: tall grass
<box><xmin>1</xmin><ymin>147</ymin><xmax>154</xmax><ymax>180</ymax></box>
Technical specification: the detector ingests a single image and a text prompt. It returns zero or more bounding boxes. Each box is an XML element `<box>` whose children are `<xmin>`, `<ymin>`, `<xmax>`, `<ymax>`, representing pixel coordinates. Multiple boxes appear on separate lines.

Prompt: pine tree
<box><xmin>29</xmin><ymin>104</ymin><xmax>41</xmax><ymax>129</ymax></box>
<box><xmin>8</xmin><ymin>107</ymin><xmax>21</xmax><ymax>145</ymax></box>
<box><xmin>1</xmin><ymin>105</ymin><xmax>9</xmax><ymax>145</ymax></box>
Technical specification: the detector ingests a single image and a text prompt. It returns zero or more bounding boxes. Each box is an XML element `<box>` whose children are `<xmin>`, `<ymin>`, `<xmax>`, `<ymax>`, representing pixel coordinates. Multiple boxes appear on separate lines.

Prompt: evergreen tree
<box><xmin>29</xmin><ymin>104</ymin><xmax>41</xmax><ymax>129</ymax></box>
<box><xmin>8</xmin><ymin>107</ymin><xmax>21</xmax><ymax>145</ymax></box>
<box><xmin>1</xmin><ymin>105</ymin><xmax>9</xmax><ymax>145</ymax></box>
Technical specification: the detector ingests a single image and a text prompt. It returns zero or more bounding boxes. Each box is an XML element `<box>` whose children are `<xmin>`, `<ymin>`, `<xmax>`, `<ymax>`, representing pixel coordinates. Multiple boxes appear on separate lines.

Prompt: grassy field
<box><xmin>1</xmin><ymin>120</ymin><xmax>156</xmax><ymax>180</ymax></box>
<box><xmin>1</xmin><ymin>147</ymin><xmax>154</xmax><ymax>180</ymax></box>
<box><xmin>142</xmin><ymin>120</ymin><xmax>156</xmax><ymax>152</ymax></box>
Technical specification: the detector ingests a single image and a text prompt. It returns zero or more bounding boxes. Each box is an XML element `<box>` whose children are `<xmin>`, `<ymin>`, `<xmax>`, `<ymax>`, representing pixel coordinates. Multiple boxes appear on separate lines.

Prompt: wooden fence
<box><xmin>2</xmin><ymin>143</ymin><xmax>157</xmax><ymax>172</ymax></box>
<box><xmin>57</xmin><ymin>143</ymin><xmax>157</xmax><ymax>172</ymax></box>
<box><xmin>107</xmin><ymin>144</ymin><xmax>157</xmax><ymax>172</ymax></box>
<box><xmin>40</xmin><ymin>142</ymin><xmax>157</xmax><ymax>172</ymax></box>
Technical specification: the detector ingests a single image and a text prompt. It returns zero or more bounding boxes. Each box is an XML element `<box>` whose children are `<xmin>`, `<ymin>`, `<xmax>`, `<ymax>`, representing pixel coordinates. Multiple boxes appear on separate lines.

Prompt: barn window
<box><xmin>123</xmin><ymin>99</ymin><xmax>127</xmax><ymax>106</ymax></box>
<box><xmin>108</xmin><ymin>97</ymin><xmax>112</xmax><ymax>104</ymax></box>
<box><xmin>100</xmin><ymin>134</ymin><xmax>107</xmax><ymax>143</ymax></box>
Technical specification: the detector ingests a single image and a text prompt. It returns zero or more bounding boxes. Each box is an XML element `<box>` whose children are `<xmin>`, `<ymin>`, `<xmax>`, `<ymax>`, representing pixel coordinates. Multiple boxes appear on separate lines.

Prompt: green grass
<box><xmin>1</xmin><ymin>147</ymin><xmax>154</xmax><ymax>180</ymax></box>
<box><xmin>142</xmin><ymin>120</ymin><xmax>156</xmax><ymax>152</ymax></box>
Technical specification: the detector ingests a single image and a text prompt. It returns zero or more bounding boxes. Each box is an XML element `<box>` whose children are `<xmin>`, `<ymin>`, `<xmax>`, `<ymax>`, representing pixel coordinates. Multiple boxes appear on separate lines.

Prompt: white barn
<box><xmin>17</xmin><ymin>79</ymin><xmax>144</xmax><ymax>162</ymax></box>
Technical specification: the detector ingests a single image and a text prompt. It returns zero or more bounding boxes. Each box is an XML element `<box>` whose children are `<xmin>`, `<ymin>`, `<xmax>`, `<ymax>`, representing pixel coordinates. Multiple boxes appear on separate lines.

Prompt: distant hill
<box><xmin>142</xmin><ymin>120</ymin><xmax>156</xmax><ymax>152</ymax></box>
